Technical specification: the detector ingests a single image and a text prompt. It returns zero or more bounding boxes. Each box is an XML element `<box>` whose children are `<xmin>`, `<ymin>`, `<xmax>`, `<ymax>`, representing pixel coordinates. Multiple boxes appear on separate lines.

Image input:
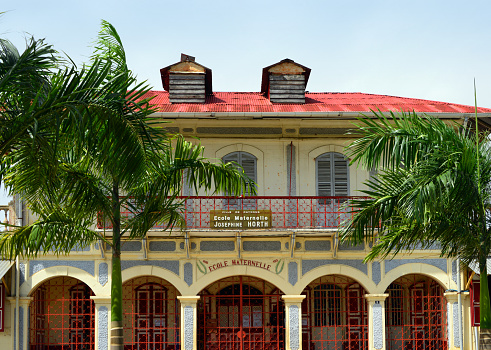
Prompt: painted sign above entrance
<box><xmin>197</xmin><ymin>259</ymin><xmax>285</xmax><ymax>275</ymax></box>
<box><xmin>210</xmin><ymin>210</ymin><xmax>272</xmax><ymax>229</ymax></box>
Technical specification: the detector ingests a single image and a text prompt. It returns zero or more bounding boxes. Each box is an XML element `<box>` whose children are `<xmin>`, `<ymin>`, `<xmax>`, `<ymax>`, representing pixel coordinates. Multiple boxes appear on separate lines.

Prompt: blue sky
<box><xmin>1</xmin><ymin>0</ymin><xmax>490</xmax><ymax>204</ymax></box>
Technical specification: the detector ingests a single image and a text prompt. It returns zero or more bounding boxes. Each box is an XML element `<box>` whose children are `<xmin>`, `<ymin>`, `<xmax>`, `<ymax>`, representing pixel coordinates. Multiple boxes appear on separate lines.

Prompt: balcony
<box><xmin>97</xmin><ymin>196</ymin><xmax>368</xmax><ymax>231</ymax></box>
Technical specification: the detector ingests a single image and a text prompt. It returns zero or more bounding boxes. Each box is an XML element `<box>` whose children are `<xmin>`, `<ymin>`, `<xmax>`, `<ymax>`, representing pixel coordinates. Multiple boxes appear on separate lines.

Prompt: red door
<box><xmin>135</xmin><ymin>283</ymin><xmax>167</xmax><ymax>350</ymax></box>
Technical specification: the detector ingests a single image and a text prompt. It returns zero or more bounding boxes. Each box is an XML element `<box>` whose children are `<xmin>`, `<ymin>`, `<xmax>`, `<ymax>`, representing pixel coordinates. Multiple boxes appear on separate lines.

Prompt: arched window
<box><xmin>222</xmin><ymin>151</ymin><xmax>257</xmax><ymax>195</ymax></box>
<box><xmin>316</xmin><ymin>152</ymin><xmax>349</xmax><ymax>197</ymax></box>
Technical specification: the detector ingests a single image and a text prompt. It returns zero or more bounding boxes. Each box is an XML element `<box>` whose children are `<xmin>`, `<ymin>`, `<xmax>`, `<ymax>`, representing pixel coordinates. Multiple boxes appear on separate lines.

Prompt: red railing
<box><xmin>97</xmin><ymin>196</ymin><xmax>368</xmax><ymax>230</ymax></box>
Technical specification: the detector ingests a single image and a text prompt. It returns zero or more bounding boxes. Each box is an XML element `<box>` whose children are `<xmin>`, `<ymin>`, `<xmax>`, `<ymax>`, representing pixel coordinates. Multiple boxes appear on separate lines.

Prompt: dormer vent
<box><xmin>261</xmin><ymin>59</ymin><xmax>311</xmax><ymax>104</ymax></box>
<box><xmin>160</xmin><ymin>54</ymin><xmax>212</xmax><ymax>103</ymax></box>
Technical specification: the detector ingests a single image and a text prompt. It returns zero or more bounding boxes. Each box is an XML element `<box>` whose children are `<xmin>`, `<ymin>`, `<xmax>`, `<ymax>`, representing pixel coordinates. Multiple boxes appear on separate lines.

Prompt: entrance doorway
<box><xmin>198</xmin><ymin>276</ymin><xmax>284</xmax><ymax>350</ymax></box>
<box><xmin>302</xmin><ymin>275</ymin><xmax>368</xmax><ymax>350</ymax></box>
<box><xmin>385</xmin><ymin>274</ymin><xmax>447</xmax><ymax>350</ymax></box>
<box><xmin>122</xmin><ymin>276</ymin><xmax>180</xmax><ymax>350</ymax></box>
<box><xmin>30</xmin><ymin>276</ymin><xmax>95</xmax><ymax>350</ymax></box>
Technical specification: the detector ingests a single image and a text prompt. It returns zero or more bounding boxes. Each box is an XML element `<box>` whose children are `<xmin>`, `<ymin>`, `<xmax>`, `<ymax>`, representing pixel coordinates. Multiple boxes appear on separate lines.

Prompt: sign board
<box><xmin>210</xmin><ymin>210</ymin><xmax>272</xmax><ymax>229</ymax></box>
<box><xmin>196</xmin><ymin>258</ymin><xmax>285</xmax><ymax>275</ymax></box>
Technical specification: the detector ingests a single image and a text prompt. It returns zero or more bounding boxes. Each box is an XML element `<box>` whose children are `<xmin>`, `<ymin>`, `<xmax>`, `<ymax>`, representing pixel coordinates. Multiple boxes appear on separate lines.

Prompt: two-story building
<box><xmin>2</xmin><ymin>55</ymin><xmax>491</xmax><ymax>350</ymax></box>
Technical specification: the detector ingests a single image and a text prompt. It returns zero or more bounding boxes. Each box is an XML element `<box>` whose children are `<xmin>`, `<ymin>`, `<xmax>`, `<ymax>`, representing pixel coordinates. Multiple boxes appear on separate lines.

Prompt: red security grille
<box><xmin>385</xmin><ymin>275</ymin><xmax>447</xmax><ymax>350</ymax></box>
<box><xmin>302</xmin><ymin>275</ymin><xmax>368</xmax><ymax>350</ymax></box>
<box><xmin>98</xmin><ymin>196</ymin><xmax>368</xmax><ymax>230</ymax></box>
<box><xmin>198</xmin><ymin>276</ymin><xmax>284</xmax><ymax>350</ymax></box>
<box><xmin>30</xmin><ymin>277</ymin><xmax>95</xmax><ymax>350</ymax></box>
<box><xmin>123</xmin><ymin>276</ymin><xmax>180</xmax><ymax>350</ymax></box>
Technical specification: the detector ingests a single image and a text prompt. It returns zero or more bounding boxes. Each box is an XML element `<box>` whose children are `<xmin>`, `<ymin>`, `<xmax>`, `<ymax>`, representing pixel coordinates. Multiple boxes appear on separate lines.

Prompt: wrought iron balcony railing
<box><xmin>97</xmin><ymin>196</ymin><xmax>368</xmax><ymax>231</ymax></box>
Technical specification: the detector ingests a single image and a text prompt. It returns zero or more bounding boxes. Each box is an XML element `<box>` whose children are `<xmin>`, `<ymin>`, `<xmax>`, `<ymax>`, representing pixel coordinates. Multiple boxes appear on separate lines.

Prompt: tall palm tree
<box><xmin>0</xmin><ymin>21</ymin><xmax>254</xmax><ymax>350</ymax></box>
<box><xmin>341</xmin><ymin>110</ymin><xmax>491</xmax><ymax>346</ymax></box>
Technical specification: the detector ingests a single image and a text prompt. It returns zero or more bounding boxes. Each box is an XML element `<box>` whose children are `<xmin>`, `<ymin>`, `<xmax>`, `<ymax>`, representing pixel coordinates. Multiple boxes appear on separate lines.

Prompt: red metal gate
<box><xmin>385</xmin><ymin>275</ymin><xmax>447</xmax><ymax>350</ymax></box>
<box><xmin>30</xmin><ymin>277</ymin><xmax>95</xmax><ymax>350</ymax></box>
<box><xmin>302</xmin><ymin>275</ymin><xmax>368</xmax><ymax>350</ymax></box>
<box><xmin>198</xmin><ymin>276</ymin><xmax>284</xmax><ymax>350</ymax></box>
<box><xmin>123</xmin><ymin>276</ymin><xmax>179</xmax><ymax>350</ymax></box>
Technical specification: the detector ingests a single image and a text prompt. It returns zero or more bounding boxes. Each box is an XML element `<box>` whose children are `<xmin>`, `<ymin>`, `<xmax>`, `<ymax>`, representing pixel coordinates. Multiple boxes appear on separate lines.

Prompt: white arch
<box><xmin>22</xmin><ymin>266</ymin><xmax>102</xmax><ymax>296</ymax></box>
<box><xmin>295</xmin><ymin>264</ymin><xmax>377</xmax><ymax>294</ymax></box>
<box><xmin>122</xmin><ymin>266</ymin><xmax>188</xmax><ymax>295</ymax></box>
<box><xmin>378</xmin><ymin>263</ymin><xmax>453</xmax><ymax>293</ymax></box>
<box><xmin>308</xmin><ymin>145</ymin><xmax>349</xmax><ymax>161</ymax></box>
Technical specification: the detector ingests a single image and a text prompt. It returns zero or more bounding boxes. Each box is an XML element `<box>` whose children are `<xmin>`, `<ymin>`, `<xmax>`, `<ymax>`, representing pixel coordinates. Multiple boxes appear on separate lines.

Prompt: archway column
<box><xmin>445</xmin><ymin>291</ymin><xmax>469</xmax><ymax>350</ymax></box>
<box><xmin>178</xmin><ymin>296</ymin><xmax>200</xmax><ymax>350</ymax></box>
<box><xmin>365</xmin><ymin>294</ymin><xmax>389</xmax><ymax>350</ymax></box>
<box><xmin>282</xmin><ymin>295</ymin><xmax>305</xmax><ymax>350</ymax></box>
<box><xmin>91</xmin><ymin>296</ymin><xmax>111</xmax><ymax>350</ymax></box>
<box><xmin>11</xmin><ymin>297</ymin><xmax>32</xmax><ymax>350</ymax></box>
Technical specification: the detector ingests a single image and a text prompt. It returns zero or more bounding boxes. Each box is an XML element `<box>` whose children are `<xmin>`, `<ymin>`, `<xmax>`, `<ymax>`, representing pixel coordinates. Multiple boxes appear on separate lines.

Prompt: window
<box><xmin>316</xmin><ymin>152</ymin><xmax>349</xmax><ymax>197</ymax></box>
<box><xmin>222</xmin><ymin>151</ymin><xmax>257</xmax><ymax>194</ymax></box>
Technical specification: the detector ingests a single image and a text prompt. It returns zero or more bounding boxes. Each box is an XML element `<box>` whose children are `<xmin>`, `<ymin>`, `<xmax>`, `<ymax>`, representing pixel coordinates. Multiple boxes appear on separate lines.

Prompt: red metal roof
<box><xmin>143</xmin><ymin>91</ymin><xmax>491</xmax><ymax>114</ymax></box>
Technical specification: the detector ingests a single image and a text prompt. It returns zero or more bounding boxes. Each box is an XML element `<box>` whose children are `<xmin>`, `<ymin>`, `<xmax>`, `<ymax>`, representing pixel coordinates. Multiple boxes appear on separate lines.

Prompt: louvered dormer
<box><xmin>160</xmin><ymin>54</ymin><xmax>212</xmax><ymax>103</ymax></box>
<box><xmin>261</xmin><ymin>59</ymin><xmax>311</xmax><ymax>104</ymax></box>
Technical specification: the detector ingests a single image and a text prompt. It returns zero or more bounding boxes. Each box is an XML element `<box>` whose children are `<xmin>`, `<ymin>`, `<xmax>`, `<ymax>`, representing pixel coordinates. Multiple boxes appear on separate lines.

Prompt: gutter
<box><xmin>151</xmin><ymin>111</ymin><xmax>490</xmax><ymax>120</ymax></box>
<box><xmin>15</xmin><ymin>256</ymin><xmax>19</xmax><ymax>350</ymax></box>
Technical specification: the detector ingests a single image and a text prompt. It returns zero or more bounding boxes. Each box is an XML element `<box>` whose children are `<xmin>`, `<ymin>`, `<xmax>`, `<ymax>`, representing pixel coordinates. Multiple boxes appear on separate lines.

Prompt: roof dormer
<box><xmin>261</xmin><ymin>59</ymin><xmax>311</xmax><ymax>104</ymax></box>
<box><xmin>160</xmin><ymin>54</ymin><xmax>212</xmax><ymax>103</ymax></box>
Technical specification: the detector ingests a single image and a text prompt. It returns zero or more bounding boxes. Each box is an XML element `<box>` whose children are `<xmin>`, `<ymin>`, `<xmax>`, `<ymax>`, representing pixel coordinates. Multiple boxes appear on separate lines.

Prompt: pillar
<box><xmin>17</xmin><ymin>297</ymin><xmax>31</xmax><ymax>350</ymax></box>
<box><xmin>282</xmin><ymin>295</ymin><xmax>305</xmax><ymax>350</ymax></box>
<box><xmin>365</xmin><ymin>294</ymin><xmax>389</xmax><ymax>350</ymax></box>
<box><xmin>91</xmin><ymin>296</ymin><xmax>111</xmax><ymax>350</ymax></box>
<box><xmin>445</xmin><ymin>291</ymin><xmax>470</xmax><ymax>350</ymax></box>
<box><xmin>178</xmin><ymin>296</ymin><xmax>200</xmax><ymax>350</ymax></box>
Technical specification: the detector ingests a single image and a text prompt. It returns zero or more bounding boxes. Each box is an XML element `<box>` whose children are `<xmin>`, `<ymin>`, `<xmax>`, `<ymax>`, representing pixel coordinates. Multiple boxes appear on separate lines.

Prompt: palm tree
<box><xmin>0</xmin><ymin>21</ymin><xmax>254</xmax><ymax>350</ymax></box>
<box><xmin>341</xmin><ymin>110</ymin><xmax>491</xmax><ymax>346</ymax></box>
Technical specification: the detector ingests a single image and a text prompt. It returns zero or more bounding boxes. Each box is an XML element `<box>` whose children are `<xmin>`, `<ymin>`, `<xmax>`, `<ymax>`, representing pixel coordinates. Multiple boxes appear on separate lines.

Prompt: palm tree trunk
<box><xmin>111</xmin><ymin>181</ymin><xmax>124</xmax><ymax>350</ymax></box>
<box><xmin>480</xmin><ymin>261</ymin><xmax>491</xmax><ymax>349</ymax></box>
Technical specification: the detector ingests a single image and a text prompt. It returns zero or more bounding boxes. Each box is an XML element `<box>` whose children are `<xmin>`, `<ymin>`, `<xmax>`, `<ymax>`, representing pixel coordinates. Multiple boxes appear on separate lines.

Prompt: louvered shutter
<box><xmin>317</xmin><ymin>155</ymin><xmax>332</xmax><ymax>197</ymax></box>
<box><xmin>316</xmin><ymin>153</ymin><xmax>349</xmax><ymax>196</ymax></box>
<box><xmin>223</xmin><ymin>152</ymin><xmax>240</xmax><ymax>167</ymax></box>
<box><xmin>332</xmin><ymin>153</ymin><xmax>349</xmax><ymax>196</ymax></box>
<box><xmin>222</xmin><ymin>152</ymin><xmax>257</xmax><ymax>194</ymax></box>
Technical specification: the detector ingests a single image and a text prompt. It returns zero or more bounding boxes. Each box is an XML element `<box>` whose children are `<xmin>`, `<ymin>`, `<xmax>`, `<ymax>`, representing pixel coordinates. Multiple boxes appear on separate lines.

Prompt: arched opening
<box><xmin>123</xmin><ymin>276</ymin><xmax>180</xmax><ymax>350</ymax></box>
<box><xmin>198</xmin><ymin>276</ymin><xmax>284</xmax><ymax>350</ymax></box>
<box><xmin>30</xmin><ymin>276</ymin><xmax>95</xmax><ymax>350</ymax></box>
<box><xmin>385</xmin><ymin>274</ymin><xmax>447</xmax><ymax>350</ymax></box>
<box><xmin>301</xmin><ymin>275</ymin><xmax>368</xmax><ymax>350</ymax></box>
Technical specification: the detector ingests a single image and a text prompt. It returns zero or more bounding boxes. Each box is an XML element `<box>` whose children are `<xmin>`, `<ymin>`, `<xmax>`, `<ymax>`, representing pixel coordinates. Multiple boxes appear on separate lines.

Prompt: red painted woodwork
<box><xmin>302</xmin><ymin>275</ymin><xmax>368</xmax><ymax>350</ymax></box>
<box><xmin>198</xmin><ymin>276</ymin><xmax>284</xmax><ymax>350</ymax></box>
<box><xmin>98</xmin><ymin>196</ymin><xmax>368</xmax><ymax>230</ymax></box>
<box><xmin>385</xmin><ymin>275</ymin><xmax>447</xmax><ymax>350</ymax></box>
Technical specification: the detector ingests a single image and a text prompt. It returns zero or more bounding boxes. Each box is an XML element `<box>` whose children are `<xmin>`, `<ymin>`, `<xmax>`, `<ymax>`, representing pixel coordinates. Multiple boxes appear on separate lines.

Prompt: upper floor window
<box><xmin>316</xmin><ymin>152</ymin><xmax>349</xmax><ymax>197</ymax></box>
<box><xmin>223</xmin><ymin>152</ymin><xmax>257</xmax><ymax>194</ymax></box>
